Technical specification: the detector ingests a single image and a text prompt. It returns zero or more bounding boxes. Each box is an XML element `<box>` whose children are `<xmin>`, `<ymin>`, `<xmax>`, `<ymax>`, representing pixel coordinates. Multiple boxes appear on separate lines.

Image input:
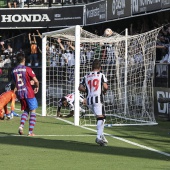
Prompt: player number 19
<box><xmin>88</xmin><ymin>79</ymin><xmax>99</xmax><ymax>92</ymax></box>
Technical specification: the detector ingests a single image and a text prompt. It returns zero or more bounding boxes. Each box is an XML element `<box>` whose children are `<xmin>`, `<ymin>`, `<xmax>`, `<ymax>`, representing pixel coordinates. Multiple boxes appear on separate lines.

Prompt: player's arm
<box><xmin>32</xmin><ymin>77</ymin><xmax>39</xmax><ymax>94</ymax></box>
<box><xmin>83</xmin><ymin>98</ymin><xmax>87</xmax><ymax>105</ymax></box>
<box><xmin>79</xmin><ymin>84</ymin><xmax>86</xmax><ymax>92</ymax></box>
<box><xmin>57</xmin><ymin>38</ymin><xmax>65</xmax><ymax>51</ymax></box>
<box><xmin>4</xmin><ymin>104</ymin><xmax>9</xmax><ymax>115</ymax></box>
<box><xmin>56</xmin><ymin>98</ymin><xmax>63</xmax><ymax>117</ymax></box>
<box><xmin>57</xmin><ymin>105</ymin><xmax>62</xmax><ymax>117</ymax></box>
<box><xmin>102</xmin><ymin>74</ymin><xmax>108</xmax><ymax>94</ymax></box>
<box><xmin>28</xmin><ymin>33</ymin><xmax>31</xmax><ymax>44</ymax></box>
<box><xmin>78</xmin><ymin>84</ymin><xmax>86</xmax><ymax>92</ymax></box>
<box><xmin>67</xmin><ymin>41</ymin><xmax>75</xmax><ymax>50</ymax></box>
<box><xmin>10</xmin><ymin>93</ymin><xmax>19</xmax><ymax>117</ymax></box>
<box><xmin>63</xmin><ymin>101</ymin><xmax>74</xmax><ymax>118</ymax></box>
<box><xmin>38</xmin><ymin>46</ymin><xmax>42</xmax><ymax>53</ymax></box>
<box><xmin>10</xmin><ymin>93</ymin><xmax>16</xmax><ymax>111</ymax></box>
<box><xmin>36</xmin><ymin>30</ymin><xmax>42</xmax><ymax>39</ymax></box>
<box><xmin>63</xmin><ymin>110</ymin><xmax>74</xmax><ymax>118</ymax></box>
<box><xmin>79</xmin><ymin>77</ymin><xmax>86</xmax><ymax>92</ymax></box>
<box><xmin>103</xmin><ymin>82</ymin><xmax>108</xmax><ymax>95</ymax></box>
<box><xmin>79</xmin><ymin>94</ymin><xmax>86</xmax><ymax>105</ymax></box>
<box><xmin>62</xmin><ymin>102</ymin><xmax>74</xmax><ymax>118</ymax></box>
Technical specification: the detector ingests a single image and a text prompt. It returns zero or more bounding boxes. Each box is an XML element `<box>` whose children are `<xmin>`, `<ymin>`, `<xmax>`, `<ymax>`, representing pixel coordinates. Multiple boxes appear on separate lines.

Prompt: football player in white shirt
<box><xmin>57</xmin><ymin>92</ymin><xmax>86</xmax><ymax>118</ymax></box>
<box><xmin>79</xmin><ymin>59</ymin><xmax>108</xmax><ymax>146</ymax></box>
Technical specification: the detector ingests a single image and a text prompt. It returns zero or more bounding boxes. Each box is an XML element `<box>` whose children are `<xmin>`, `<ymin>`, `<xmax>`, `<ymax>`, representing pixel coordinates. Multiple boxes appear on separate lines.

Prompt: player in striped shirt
<box><xmin>12</xmin><ymin>53</ymin><xmax>39</xmax><ymax>136</ymax></box>
<box><xmin>79</xmin><ymin>59</ymin><xmax>108</xmax><ymax>146</ymax></box>
<box><xmin>57</xmin><ymin>92</ymin><xmax>86</xmax><ymax>118</ymax></box>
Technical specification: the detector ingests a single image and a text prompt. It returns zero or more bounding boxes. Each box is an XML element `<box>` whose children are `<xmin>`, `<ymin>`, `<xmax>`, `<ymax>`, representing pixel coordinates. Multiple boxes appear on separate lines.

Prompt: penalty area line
<box><xmin>0</xmin><ymin>134</ymin><xmax>96</xmax><ymax>137</ymax></box>
<box><xmin>56</xmin><ymin>117</ymin><xmax>170</xmax><ymax>157</ymax></box>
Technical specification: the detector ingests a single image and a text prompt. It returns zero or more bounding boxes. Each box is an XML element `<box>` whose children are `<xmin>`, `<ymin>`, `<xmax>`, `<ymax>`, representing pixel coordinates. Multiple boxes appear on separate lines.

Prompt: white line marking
<box><xmin>57</xmin><ymin>117</ymin><xmax>170</xmax><ymax>157</ymax></box>
<box><xmin>0</xmin><ymin>135</ymin><xmax>95</xmax><ymax>137</ymax></box>
<box><xmin>11</xmin><ymin>109</ymin><xmax>170</xmax><ymax>157</ymax></box>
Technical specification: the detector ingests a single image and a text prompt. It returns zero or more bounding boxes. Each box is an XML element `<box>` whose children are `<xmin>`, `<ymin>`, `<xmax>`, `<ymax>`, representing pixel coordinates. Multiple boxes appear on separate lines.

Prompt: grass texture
<box><xmin>0</xmin><ymin>107</ymin><xmax>170</xmax><ymax>170</ymax></box>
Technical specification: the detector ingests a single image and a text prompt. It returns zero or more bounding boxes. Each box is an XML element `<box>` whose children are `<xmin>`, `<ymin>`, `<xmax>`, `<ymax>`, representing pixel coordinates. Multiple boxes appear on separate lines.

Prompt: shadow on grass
<box><xmin>0</xmin><ymin>131</ymin><xmax>169</xmax><ymax>161</ymax></box>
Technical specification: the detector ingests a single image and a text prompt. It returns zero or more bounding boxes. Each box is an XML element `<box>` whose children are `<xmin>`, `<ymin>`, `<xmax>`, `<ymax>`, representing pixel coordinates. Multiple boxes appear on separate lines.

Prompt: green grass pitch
<box><xmin>0</xmin><ymin>104</ymin><xmax>170</xmax><ymax>170</ymax></box>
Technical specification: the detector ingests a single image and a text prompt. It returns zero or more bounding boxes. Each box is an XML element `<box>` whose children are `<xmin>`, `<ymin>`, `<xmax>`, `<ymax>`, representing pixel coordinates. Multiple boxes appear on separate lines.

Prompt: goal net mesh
<box><xmin>43</xmin><ymin>26</ymin><xmax>161</xmax><ymax>126</ymax></box>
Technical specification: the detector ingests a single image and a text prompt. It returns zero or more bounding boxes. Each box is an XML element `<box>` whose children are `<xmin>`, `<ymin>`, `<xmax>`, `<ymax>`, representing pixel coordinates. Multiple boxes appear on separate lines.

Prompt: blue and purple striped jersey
<box><xmin>12</xmin><ymin>65</ymin><xmax>36</xmax><ymax>99</ymax></box>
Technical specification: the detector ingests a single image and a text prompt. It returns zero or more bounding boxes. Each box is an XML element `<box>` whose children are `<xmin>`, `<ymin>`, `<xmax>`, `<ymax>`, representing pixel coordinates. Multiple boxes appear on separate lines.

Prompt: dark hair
<box><xmin>16</xmin><ymin>53</ymin><xmax>25</xmax><ymax>64</ymax></box>
<box><xmin>5</xmin><ymin>82</ymin><xmax>15</xmax><ymax>91</ymax></box>
<box><xmin>92</xmin><ymin>59</ymin><xmax>101</xmax><ymax>70</ymax></box>
<box><xmin>61</xmin><ymin>97</ymin><xmax>67</xmax><ymax>102</ymax></box>
<box><xmin>11</xmin><ymin>83</ymin><xmax>15</xmax><ymax>90</ymax></box>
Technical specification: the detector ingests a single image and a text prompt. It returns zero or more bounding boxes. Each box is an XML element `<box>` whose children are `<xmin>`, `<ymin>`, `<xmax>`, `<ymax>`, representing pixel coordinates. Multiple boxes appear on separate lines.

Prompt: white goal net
<box><xmin>42</xmin><ymin>25</ymin><xmax>161</xmax><ymax>126</ymax></box>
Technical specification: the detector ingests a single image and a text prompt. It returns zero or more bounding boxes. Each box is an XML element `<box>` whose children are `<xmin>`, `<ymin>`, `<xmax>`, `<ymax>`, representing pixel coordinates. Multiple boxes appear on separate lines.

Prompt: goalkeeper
<box><xmin>57</xmin><ymin>92</ymin><xmax>87</xmax><ymax>118</ymax></box>
<box><xmin>0</xmin><ymin>83</ymin><xmax>19</xmax><ymax>120</ymax></box>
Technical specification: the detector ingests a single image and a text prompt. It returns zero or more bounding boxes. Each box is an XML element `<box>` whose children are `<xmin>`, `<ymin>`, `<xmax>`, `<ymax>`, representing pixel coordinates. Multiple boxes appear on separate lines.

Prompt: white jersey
<box><xmin>80</xmin><ymin>71</ymin><xmax>107</xmax><ymax>105</ymax></box>
<box><xmin>57</xmin><ymin>92</ymin><xmax>84</xmax><ymax>111</ymax></box>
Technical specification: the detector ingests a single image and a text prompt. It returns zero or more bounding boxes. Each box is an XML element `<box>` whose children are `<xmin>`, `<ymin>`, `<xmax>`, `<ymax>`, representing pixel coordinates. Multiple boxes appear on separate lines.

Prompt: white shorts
<box><xmin>88</xmin><ymin>103</ymin><xmax>104</xmax><ymax>116</ymax></box>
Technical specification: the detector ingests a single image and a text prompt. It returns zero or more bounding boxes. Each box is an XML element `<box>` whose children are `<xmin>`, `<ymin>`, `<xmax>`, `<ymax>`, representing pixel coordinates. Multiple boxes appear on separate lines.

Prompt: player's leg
<box><xmin>100</xmin><ymin>105</ymin><xmax>108</xmax><ymax>144</ymax></box>
<box><xmin>18</xmin><ymin>99</ymin><xmax>29</xmax><ymax>135</ymax></box>
<box><xmin>26</xmin><ymin>97</ymin><xmax>38</xmax><ymax>136</ymax></box>
<box><xmin>96</xmin><ymin>116</ymin><xmax>104</xmax><ymax>137</ymax></box>
<box><xmin>4</xmin><ymin>105</ymin><xmax>11</xmax><ymax>119</ymax></box>
<box><xmin>94</xmin><ymin>103</ymin><xmax>108</xmax><ymax>146</ymax></box>
<box><xmin>101</xmin><ymin>115</ymin><xmax>108</xmax><ymax>144</ymax></box>
<box><xmin>87</xmin><ymin>104</ymin><xmax>104</xmax><ymax>145</ymax></box>
<box><xmin>80</xmin><ymin>98</ymin><xmax>87</xmax><ymax>118</ymax></box>
<box><xmin>79</xmin><ymin>106</ymin><xmax>86</xmax><ymax>118</ymax></box>
<box><xmin>0</xmin><ymin>109</ymin><xmax>5</xmax><ymax>120</ymax></box>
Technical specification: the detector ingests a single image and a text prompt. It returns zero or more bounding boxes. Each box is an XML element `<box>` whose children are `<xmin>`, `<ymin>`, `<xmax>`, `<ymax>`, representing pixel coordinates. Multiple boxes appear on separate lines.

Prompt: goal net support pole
<box><xmin>124</xmin><ymin>28</ymin><xmax>128</xmax><ymax>116</ymax></box>
<box><xmin>42</xmin><ymin>33</ymin><xmax>47</xmax><ymax>117</ymax></box>
<box><xmin>74</xmin><ymin>25</ymin><xmax>81</xmax><ymax>126</ymax></box>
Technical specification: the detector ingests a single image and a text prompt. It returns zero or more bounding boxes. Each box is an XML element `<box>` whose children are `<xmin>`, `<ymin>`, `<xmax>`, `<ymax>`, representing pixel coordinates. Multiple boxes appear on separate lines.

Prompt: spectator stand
<box><xmin>0</xmin><ymin>0</ymin><xmax>99</xmax><ymax>8</ymax></box>
<box><xmin>154</xmin><ymin>24</ymin><xmax>170</xmax><ymax>121</ymax></box>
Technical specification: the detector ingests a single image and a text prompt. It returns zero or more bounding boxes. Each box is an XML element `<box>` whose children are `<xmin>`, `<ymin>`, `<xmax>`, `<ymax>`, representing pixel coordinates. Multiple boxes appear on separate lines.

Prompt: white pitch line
<box><xmin>56</xmin><ymin>117</ymin><xmax>170</xmax><ymax>157</ymax></box>
<box><xmin>0</xmin><ymin>134</ymin><xmax>96</xmax><ymax>137</ymax></box>
<box><xmin>9</xmin><ymin>109</ymin><xmax>170</xmax><ymax>157</ymax></box>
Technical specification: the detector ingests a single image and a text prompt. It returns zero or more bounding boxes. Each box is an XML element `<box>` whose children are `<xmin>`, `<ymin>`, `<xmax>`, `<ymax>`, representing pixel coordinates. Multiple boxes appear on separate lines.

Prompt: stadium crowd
<box><xmin>0</xmin><ymin>12</ymin><xmax>169</xmax><ymax>70</ymax></box>
<box><xmin>5</xmin><ymin>0</ymin><xmax>99</xmax><ymax>8</ymax></box>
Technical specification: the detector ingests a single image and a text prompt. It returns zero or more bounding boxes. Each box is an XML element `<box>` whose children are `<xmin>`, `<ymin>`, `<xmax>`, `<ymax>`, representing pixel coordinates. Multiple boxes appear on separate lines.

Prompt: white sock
<box><xmin>97</xmin><ymin>120</ymin><xmax>103</xmax><ymax>139</ymax></box>
<box><xmin>101</xmin><ymin>119</ymin><xmax>105</xmax><ymax>136</ymax></box>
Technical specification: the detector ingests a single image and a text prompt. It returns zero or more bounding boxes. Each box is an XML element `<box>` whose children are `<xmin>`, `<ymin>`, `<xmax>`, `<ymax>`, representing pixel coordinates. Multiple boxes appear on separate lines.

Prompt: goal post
<box><xmin>74</xmin><ymin>25</ymin><xmax>81</xmax><ymax>126</ymax></box>
<box><xmin>42</xmin><ymin>33</ymin><xmax>47</xmax><ymax>117</ymax></box>
<box><xmin>42</xmin><ymin>25</ymin><xmax>162</xmax><ymax>126</ymax></box>
<box><xmin>41</xmin><ymin>26</ymin><xmax>81</xmax><ymax>125</ymax></box>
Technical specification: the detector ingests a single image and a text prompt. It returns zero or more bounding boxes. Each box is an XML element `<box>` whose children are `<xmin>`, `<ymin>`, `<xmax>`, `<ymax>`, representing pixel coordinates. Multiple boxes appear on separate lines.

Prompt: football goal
<box><xmin>42</xmin><ymin>25</ymin><xmax>161</xmax><ymax>126</ymax></box>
